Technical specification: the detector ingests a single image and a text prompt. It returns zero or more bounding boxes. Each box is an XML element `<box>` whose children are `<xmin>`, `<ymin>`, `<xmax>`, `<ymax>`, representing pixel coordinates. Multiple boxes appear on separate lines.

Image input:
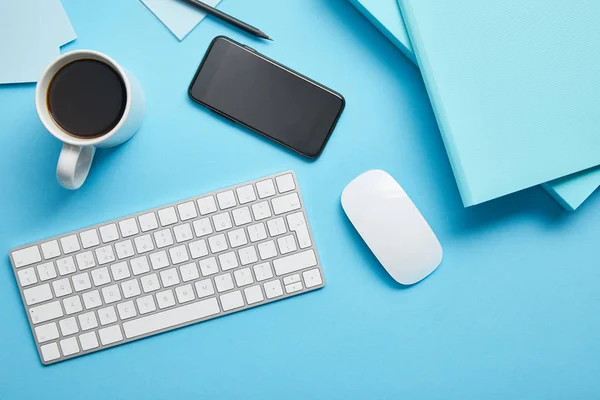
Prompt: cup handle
<box><xmin>56</xmin><ymin>144</ymin><xmax>96</xmax><ymax>190</ymax></box>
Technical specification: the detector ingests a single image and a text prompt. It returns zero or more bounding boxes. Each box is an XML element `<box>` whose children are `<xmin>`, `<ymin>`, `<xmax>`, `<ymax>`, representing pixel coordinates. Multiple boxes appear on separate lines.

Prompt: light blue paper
<box><xmin>350</xmin><ymin>0</ymin><xmax>600</xmax><ymax>210</ymax></box>
<box><xmin>0</xmin><ymin>0</ymin><xmax>59</xmax><ymax>84</ymax></box>
<box><xmin>48</xmin><ymin>0</ymin><xmax>77</xmax><ymax>47</ymax></box>
<box><xmin>141</xmin><ymin>0</ymin><xmax>222</xmax><ymax>41</ymax></box>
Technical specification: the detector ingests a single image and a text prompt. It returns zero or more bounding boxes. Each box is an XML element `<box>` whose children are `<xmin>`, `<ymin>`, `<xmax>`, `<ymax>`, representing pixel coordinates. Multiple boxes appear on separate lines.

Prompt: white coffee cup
<box><xmin>35</xmin><ymin>50</ymin><xmax>145</xmax><ymax>190</ymax></box>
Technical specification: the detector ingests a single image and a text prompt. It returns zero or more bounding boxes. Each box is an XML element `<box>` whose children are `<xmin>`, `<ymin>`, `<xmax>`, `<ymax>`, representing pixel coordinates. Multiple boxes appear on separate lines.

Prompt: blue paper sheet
<box><xmin>141</xmin><ymin>0</ymin><xmax>222</xmax><ymax>41</ymax></box>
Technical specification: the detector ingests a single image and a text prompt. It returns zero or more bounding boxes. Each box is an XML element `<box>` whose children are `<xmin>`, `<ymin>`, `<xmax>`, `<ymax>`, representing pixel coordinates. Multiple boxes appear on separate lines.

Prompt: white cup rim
<box><xmin>35</xmin><ymin>49</ymin><xmax>132</xmax><ymax>147</ymax></box>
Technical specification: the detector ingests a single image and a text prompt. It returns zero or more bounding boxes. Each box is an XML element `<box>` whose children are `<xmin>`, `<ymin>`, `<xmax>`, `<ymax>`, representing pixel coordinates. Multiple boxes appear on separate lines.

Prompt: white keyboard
<box><xmin>9</xmin><ymin>171</ymin><xmax>325</xmax><ymax>365</ymax></box>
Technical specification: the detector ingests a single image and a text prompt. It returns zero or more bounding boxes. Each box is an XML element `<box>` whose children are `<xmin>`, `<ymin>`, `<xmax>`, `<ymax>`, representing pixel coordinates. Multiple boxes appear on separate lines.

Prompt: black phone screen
<box><xmin>188</xmin><ymin>37</ymin><xmax>345</xmax><ymax>158</ymax></box>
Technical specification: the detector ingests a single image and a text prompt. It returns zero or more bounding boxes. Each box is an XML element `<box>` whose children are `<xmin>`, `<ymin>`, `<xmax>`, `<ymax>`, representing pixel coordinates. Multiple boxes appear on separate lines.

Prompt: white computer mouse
<box><xmin>341</xmin><ymin>170</ymin><xmax>443</xmax><ymax>285</ymax></box>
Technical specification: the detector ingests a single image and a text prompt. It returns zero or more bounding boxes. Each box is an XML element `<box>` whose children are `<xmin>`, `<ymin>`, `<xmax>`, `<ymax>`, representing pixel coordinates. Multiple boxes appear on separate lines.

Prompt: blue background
<box><xmin>1</xmin><ymin>0</ymin><xmax>599</xmax><ymax>398</ymax></box>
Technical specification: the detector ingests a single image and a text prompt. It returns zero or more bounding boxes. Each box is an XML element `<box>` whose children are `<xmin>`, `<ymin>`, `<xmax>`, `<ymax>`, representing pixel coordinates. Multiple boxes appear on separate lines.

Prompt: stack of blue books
<box><xmin>349</xmin><ymin>0</ymin><xmax>600</xmax><ymax>211</ymax></box>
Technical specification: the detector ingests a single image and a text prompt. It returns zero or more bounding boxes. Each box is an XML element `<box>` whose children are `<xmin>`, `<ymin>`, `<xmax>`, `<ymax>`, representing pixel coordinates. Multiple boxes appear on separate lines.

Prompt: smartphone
<box><xmin>188</xmin><ymin>36</ymin><xmax>345</xmax><ymax>158</ymax></box>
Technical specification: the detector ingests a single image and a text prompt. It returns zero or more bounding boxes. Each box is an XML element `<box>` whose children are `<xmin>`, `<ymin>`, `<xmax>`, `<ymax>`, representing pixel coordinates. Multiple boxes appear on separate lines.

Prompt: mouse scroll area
<box><xmin>341</xmin><ymin>170</ymin><xmax>442</xmax><ymax>285</ymax></box>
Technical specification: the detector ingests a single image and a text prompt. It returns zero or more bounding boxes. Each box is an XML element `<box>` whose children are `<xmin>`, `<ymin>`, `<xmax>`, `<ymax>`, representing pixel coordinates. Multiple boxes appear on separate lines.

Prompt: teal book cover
<box><xmin>395</xmin><ymin>0</ymin><xmax>600</xmax><ymax>206</ymax></box>
<box><xmin>349</xmin><ymin>0</ymin><xmax>600</xmax><ymax>209</ymax></box>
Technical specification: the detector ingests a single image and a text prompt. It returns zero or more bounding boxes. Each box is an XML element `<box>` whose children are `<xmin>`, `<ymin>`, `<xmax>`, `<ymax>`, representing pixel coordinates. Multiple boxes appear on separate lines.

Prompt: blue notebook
<box><xmin>349</xmin><ymin>0</ymin><xmax>600</xmax><ymax>209</ymax></box>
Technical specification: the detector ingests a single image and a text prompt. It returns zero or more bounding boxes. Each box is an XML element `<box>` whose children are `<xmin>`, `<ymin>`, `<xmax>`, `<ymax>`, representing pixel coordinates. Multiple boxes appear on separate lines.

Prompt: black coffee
<box><xmin>47</xmin><ymin>59</ymin><xmax>127</xmax><ymax>139</ymax></box>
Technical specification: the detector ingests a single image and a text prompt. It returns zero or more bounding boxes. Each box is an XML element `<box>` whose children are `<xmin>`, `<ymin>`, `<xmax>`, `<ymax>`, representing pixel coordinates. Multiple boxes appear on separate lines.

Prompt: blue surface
<box><xmin>1</xmin><ymin>0</ymin><xmax>599</xmax><ymax>398</ymax></box>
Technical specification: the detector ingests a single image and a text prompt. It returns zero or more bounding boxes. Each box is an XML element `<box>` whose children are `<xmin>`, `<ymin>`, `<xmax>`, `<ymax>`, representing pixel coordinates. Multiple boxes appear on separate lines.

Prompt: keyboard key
<box><xmin>134</xmin><ymin>234</ymin><xmax>154</xmax><ymax>253</ymax></box>
<box><xmin>271</xmin><ymin>193</ymin><xmax>301</xmax><ymax>215</ymax></box>
<box><xmin>141</xmin><ymin>273</ymin><xmax>160</xmax><ymax>293</ymax></box>
<box><xmin>37</xmin><ymin>262</ymin><xmax>57</xmax><ymax>282</ymax></box>
<box><xmin>117</xmin><ymin>301</ymin><xmax>137</xmax><ymax>320</ymax></box>
<box><xmin>244</xmin><ymin>285</ymin><xmax>264</xmax><ymax>305</ymax></box>
<box><xmin>41</xmin><ymin>343</ymin><xmax>60</xmax><ymax>362</ymax></box>
<box><xmin>63</xmin><ymin>295</ymin><xmax>83</xmax><ymax>315</ymax></box>
<box><xmin>188</xmin><ymin>239</ymin><xmax>208</xmax><ymax>259</ymax></box>
<box><xmin>193</xmin><ymin>218</ymin><xmax>213</xmax><ymax>237</ymax></box>
<box><xmin>76</xmin><ymin>251</ymin><xmax>96</xmax><ymax>270</ymax></box>
<box><xmin>119</xmin><ymin>218</ymin><xmax>139</xmax><ymax>237</ymax></box>
<box><xmin>275</xmin><ymin>173</ymin><xmax>296</xmax><ymax>193</ymax></box>
<box><xmin>236</xmin><ymin>185</ymin><xmax>256</xmax><ymax>204</ymax></box>
<box><xmin>267</xmin><ymin>217</ymin><xmax>287</xmax><ymax>236</ymax></box>
<box><xmin>273</xmin><ymin>250</ymin><xmax>317</xmax><ymax>276</ymax></box>
<box><xmin>248</xmin><ymin>223</ymin><xmax>267</xmax><ymax>242</ymax></box>
<box><xmin>160</xmin><ymin>268</ymin><xmax>180</xmax><ymax>287</ymax></box>
<box><xmin>123</xmin><ymin>298</ymin><xmax>220</xmax><ymax>339</ymax></box>
<box><xmin>95</xmin><ymin>246</ymin><xmax>116</xmax><ymax>265</ymax></box>
<box><xmin>215</xmin><ymin>273</ymin><xmax>234</xmax><ymax>292</ymax></box>
<box><xmin>238</xmin><ymin>246</ymin><xmax>258</xmax><ymax>266</ymax></box>
<box><xmin>197</xmin><ymin>196</ymin><xmax>217</xmax><ymax>215</ymax></box>
<box><xmin>60</xmin><ymin>235</ymin><xmax>80</xmax><ymax>254</ymax></box>
<box><xmin>285</xmin><ymin>282</ymin><xmax>303</xmax><ymax>294</ymax></box>
<box><xmin>277</xmin><ymin>235</ymin><xmax>298</xmax><ymax>255</ymax></box>
<box><xmin>158</xmin><ymin>207</ymin><xmax>178</xmax><ymax>226</ymax></box>
<box><xmin>99</xmin><ymin>325</ymin><xmax>123</xmax><ymax>345</ymax></box>
<box><xmin>258</xmin><ymin>241</ymin><xmax>277</xmax><ymax>260</ymax></box>
<box><xmin>110</xmin><ymin>262</ymin><xmax>131</xmax><ymax>281</ymax></box>
<box><xmin>283</xmin><ymin>274</ymin><xmax>301</xmax><ymax>285</ymax></box>
<box><xmin>174</xmin><ymin>223</ymin><xmax>193</xmax><ymax>243</ymax></box>
<box><xmin>30</xmin><ymin>301</ymin><xmax>63</xmax><ymax>324</ymax></box>
<box><xmin>12</xmin><ymin>246</ymin><xmax>41</xmax><ymax>268</ymax></box>
<box><xmin>121</xmin><ymin>279</ymin><xmax>141</xmax><ymax>299</ymax></box>
<box><xmin>57</xmin><ymin>256</ymin><xmax>77</xmax><ymax>275</ymax></box>
<box><xmin>253</xmin><ymin>262</ymin><xmax>273</xmax><ymax>282</ymax></box>
<box><xmin>130</xmin><ymin>256</ymin><xmax>150</xmax><ymax>275</ymax></box>
<box><xmin>101</xmin><ymin>284</ymin><xmax>122</xmax><ymax>304</ymax></box>
<box><xmin>218</xmin><ymin>252</ymin><xmax>238</xmax><ymax>271</ymax></box>
<box><xmin>52</xmin><ymin>278</ymin><xmax>73</xmax><ymax>297</ymax></box>
<box><xmin>82</xmin><ymin>290</ymin><xmax>102</xmax><ymax>309</ymax></box>
<box><xmin>35</xmin><ymin>322</ymin><xmax>59</xmax><ymax>343</ymax></box>
<box><xmin>78</xmin><ymin>312</ymin><xmax>98</xmax><ymax>331</ymax></box>
<box><xmin>227</xmin><ymin>228</ymin><xmax>248</xmax><ymax>248</ymax></box>
<box><xmin>195</xmin><ymin>279</ymin><xmax>215</xmax><ymax>298</ymax></box>
<box><xmin>150</xmin><ymin>250</ymin><xmax>169</xmax><ymax>270</ymax></box>
<box><xmin>208</xmin><ymin>234</ymin><xmax>228</xmax><ymax>253</ymax></box>
<box><xmin>119</xmin><ymin>218</ymin><xmax>140</xmax><ymax>237</ymax></box>
<box><xmin>99</xmin><ymin>306</ymin><xmax>118</xmax><ymax>325</ymax></box>
<box><xmin>220</xmin><ymin>290</ymin><xmax>244</xmax><ymax>311</ymax></box>
<box><xmin>232</xmin><ymin>206</ymin><xmax>252</xmax><ymax>226</ymax></box>
<box><xmin>169</xmin><ymin>245</ymin><xmax>189</xmax><ymax>264</ymax></box>
<box><xmin>99</xmin><ymin>224</ymin><xmax>119</xmax><ymax>243</ymax></box>
<box><xmin>80</xmin><ymin>229</ymin><xmax>100</xmax><ymax>249</ymax></box>
<box><xmin>24</xmin><ymin>284</ymin><xmax>53</xmax><ymax>305</ymax></box>
<box><xmin>264</xmin><ymin>279</ymin><xmax>284</xmax><ymax>299</ymax></box>
<box><xmin>180</xmin><ymin>262</ymin><xmax>200</xmax><ymax>282</ymax></box>
<box><xmin>17</xmin><ymin>267</ymin><xmax>37</xmax><ymax>287</ymax></box>
<box><xmin>59</xmin><ymin>317</ymin><xmax>79</xmax><ymax>336</ymax></box>
<box><xmin>60</xmin><ymin>337</ymin><xmax>80</xmax><ymax>356</ymax></box>
<box><xmin>256</xmin><ymin>179</ymin><xmax>276</xmax><ymax>198</ymax></box>
<box><xmin>154</xmin><ymin>229</ymin><xmax>174</xmax><ymax>248</ymax></box>
<box><xmin>302</xmin><ymin>268</ymin><xmax>323</xmax><ymax>288</ymax></box>
<box><xmin>79</xmin><ymin>332</ymin><xmax>99</xmax><ymax>351</ymax></box>
<box><xmin>213</xmin><ymin>212</ymin><xmax>233</xmax><ymax>232</ymax></box>
<box><xmin>136</xmin><ymin>295</ymin><xmax>156</xmax><ymax>315</ymax></box>
<box><xmin>199</xmin><ymin>258</ymin><xmax>219</xmax><ymax>276</ymax></box>
<box><xmin>177</xmin><ymin>201</ymin><xmax>198</xmax><ymax>221</ymax></box>
<box><xmin>234</xmin><ymin>267</ymin><xmax>254</xmax><ymax>287</ymax></box>
<box><xmin>217</xmin><ymin>190</ymin><xmax>237</xmax><ymax>209</ymax></box>
<box><xmin>115</xmin><ymin>240</ymin><xmax>135</xmax><ymax>259</ymax></box>
<box><xmin>157</xmin><ymin>289</ymin><xmax>176</xmax><ymax>309</ymax></box>
<box><xmin>251</xmin><ymin>202</ymin><xmax>271</xmax><ymax>221</ymax></box>
<box><xmin>175</xmin><ymin>284</ymin><xmax>196</xmax><ymax>303</ymax></box>
<box><xmin>92</xmin><ymin>267</ymin><xmax>111</xmax><ymax>286</ymax></box>
<box><xmin>72</xmin><ymin>272</ymin><xmax>92</xmax><ymax>292</ymax></box>
<box><xmin>138</xmin><ymin>212</ymin><xmax>159</xmax><ymax>232</ymax></box>
<box><xmin>41</xmin><ymin>240</ymin><xmax>61</xmax><ymax>259</ymax></box>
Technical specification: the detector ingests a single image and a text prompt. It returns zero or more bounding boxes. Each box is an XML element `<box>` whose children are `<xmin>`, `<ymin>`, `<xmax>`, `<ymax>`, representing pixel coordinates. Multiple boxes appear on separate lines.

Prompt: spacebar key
<box><xmin>123</xmin><ymin>298</ymin><xmax>220</xmax><ymax>339</ymax></box>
